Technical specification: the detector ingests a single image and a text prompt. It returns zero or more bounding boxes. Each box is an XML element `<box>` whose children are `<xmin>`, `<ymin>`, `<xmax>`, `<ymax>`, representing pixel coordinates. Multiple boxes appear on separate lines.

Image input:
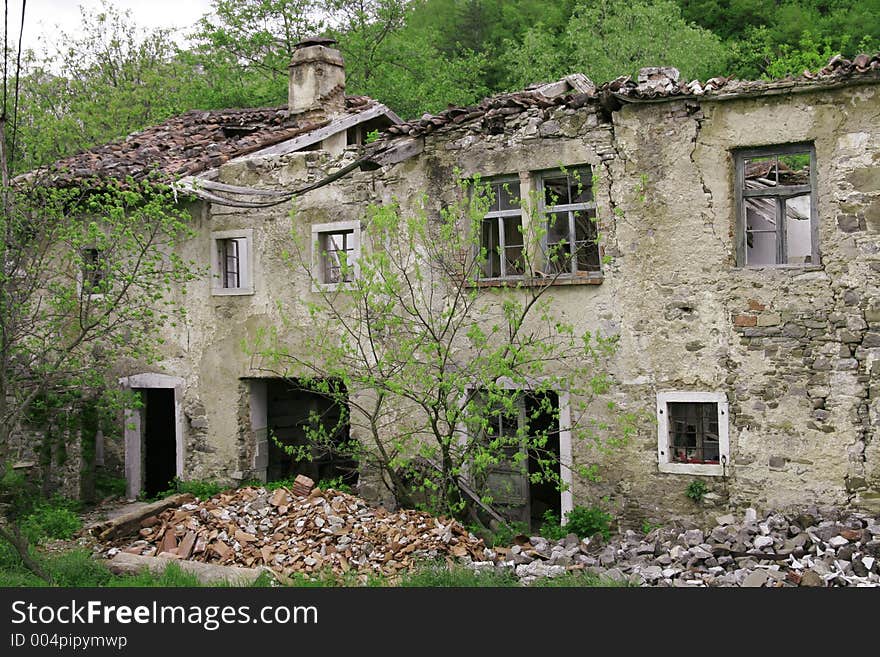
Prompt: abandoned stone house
<box><xmin>47</xmin><ymin>41</ymin><xmax>880</xmax><ymax>528</ymax></box>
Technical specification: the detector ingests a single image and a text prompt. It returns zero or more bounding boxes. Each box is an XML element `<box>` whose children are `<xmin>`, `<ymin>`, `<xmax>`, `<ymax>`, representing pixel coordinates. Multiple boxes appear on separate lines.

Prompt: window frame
<box><xmin>311</xmin><ymin>220</ymin><xmax>361</xmax><ymax>290</ymax></box>
<box><xmin>536</xmin><ymin>167</ymin><xmax>601</xmax><ymax>278</ymax></box>
<box><xmin>477</xmin><ymin>176</ymin><xmax>525</xmax><ymax>280</ymax></box>
<box><xmin>734</xmin><ymin>142</ymin><xmax>818</xmax><ymax>268</ymax></box>
<box><xmin>78</xmin><ymin>246</ymin><xmax>107</xmax><ymax>299</ymax></box>
<box><xmin>210</xmin><ymin>229</ymin><xmax>254</xmax><ymax>296</ymax></box>
<box><xmin>656</xmin><ymin>391</ymin><xmax>729</xmax><ymax>476</ymax></box>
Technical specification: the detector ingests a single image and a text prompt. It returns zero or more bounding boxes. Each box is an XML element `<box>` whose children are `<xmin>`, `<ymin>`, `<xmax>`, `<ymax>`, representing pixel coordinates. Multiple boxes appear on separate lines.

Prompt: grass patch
<box><xmin>528</xmin><ymin>570</ymin><xmax>634</xmax><ymax>587</ymax></box>
<box><xmin>398</xmin><ymin>561</ymin><xmax>518</xmax><ymax>587</ymax></box>
<box><xmin>105</xmin><ymin>562</ymin><xmax>208</xmax><ymax>587</ymax></box>
<box><xmin>0</xmin><ymin>548</ymin><xmax>112</xmax><ymax>587</ymax></box>
<box><xmin>280</xmin><ymin>568</ymin><xmax>387</xmax><ymax>587</ymax></box>
<box><xmin>0</xmin><ymin>545</ymin><xmax>275</xmax><ymax>587</ymax></box>
<box><xmin>20</xmin><ymin>497</ymin><xmax>83</xmax><ymax>544</ymax></box>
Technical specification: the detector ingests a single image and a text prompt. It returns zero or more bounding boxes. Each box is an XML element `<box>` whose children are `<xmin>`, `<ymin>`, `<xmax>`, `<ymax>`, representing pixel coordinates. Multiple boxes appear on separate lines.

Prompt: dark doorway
<box><xmin>142</xmin><ymin>388</ymin><xmax>176</xmax><ymax>497</ymax></box>
<box><xmin>526</xmin><ymin>391</ymin><xmax>561</xmax><ymax>529</ymax></box>
<box><xmin>266</xmin><ymin>379</ymin><xmax>358</xmax><ymax>489</ymax></box>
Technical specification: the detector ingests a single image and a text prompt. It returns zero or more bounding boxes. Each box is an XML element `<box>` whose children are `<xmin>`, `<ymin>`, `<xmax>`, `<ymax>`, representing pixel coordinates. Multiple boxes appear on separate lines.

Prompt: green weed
<box><xmin>563</xmin><ymin>505</ymin><xmax>613</xmax><ymax>540</ymax></box>
<box><xmin>685</xmin><ymin>480</ymin><xmax>708</xmax><ymax>503</ymax></box>
<box><xmin>398</xmin><ymin>561</ymin><xmax>518</xmax><ymax>587</ymax></box>
<box><xmin>530</xmin><ymin>570</ymin><xmax>634</xmax><ymax>587</ymax></box>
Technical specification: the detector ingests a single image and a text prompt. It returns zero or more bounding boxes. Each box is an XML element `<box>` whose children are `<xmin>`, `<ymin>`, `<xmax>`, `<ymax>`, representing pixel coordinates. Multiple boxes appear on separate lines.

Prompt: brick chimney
<box><xmin>288</xmin><ymin>37</ymin><xmax>346</xmax><ymax>120</ymax></box>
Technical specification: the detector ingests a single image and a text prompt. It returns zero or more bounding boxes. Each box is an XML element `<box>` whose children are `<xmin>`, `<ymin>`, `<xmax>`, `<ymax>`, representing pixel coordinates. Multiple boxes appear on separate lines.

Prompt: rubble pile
<box><xmin>110</xmin><ymin>477</ymin><xmax>488</xmax><ymax>579</ymax></box>
<box><xmin>472</xmin><ymin>507</ymin><xmax>880</xmax><ymax>587</ymax></box>
<box><xmin>103</xmin><ymin>481</ymin><xmax>880</xmax><ymax>587</ymax></box>
<box><xmin>383</xmin><ymin>53</ymin><xmax>880</xmax><ymax>138</ymax></box>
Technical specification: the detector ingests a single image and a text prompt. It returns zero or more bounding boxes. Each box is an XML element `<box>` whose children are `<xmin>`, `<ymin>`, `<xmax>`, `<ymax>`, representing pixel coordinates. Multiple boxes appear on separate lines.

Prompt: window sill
<box><xmin>658</xmin><ymin>462</ymin><xmax>725</xmax><ymax>476</ymax></box>
<box><xmin>736</xmin><ymin>264</ymin><xmax>823</xmax><ymax>272</ymax></box>
<box><xmin>212</xmin><ymin>287</ymin><xmax>255</xmax><ymax>296</ymax></box>
<box><xmin>312</xmin><ymin>281</ymin><xmax>357</xmax><ymax>292</ymax></box>
<box><xmin>468</xmin><ymin>274</ymin><xmax>604</xmax><ymax>289</ymax></box>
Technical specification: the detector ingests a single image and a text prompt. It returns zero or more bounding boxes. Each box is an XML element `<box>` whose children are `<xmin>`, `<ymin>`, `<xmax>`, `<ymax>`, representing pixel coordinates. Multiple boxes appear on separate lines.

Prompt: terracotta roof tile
<box><xmin>37</xmin><ymin>53</ymin><xmax>880</xmax><ymax>182</ymax></box>
<box><xmin>43</xmin><ymin>96</ymin><xmax>378</xmax><ymax>184</ymax></box>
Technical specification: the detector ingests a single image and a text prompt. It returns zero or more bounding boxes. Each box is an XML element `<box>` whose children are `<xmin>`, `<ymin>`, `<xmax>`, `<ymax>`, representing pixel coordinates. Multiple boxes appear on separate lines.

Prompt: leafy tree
<box><xmin>249</xmin><ymin>175</ymin><xmax>634</xmax><ymax>526</ymax></box>
<box><xmin>503</xmin><ymin>0</ymin><xmax>730</xmax><ymax>88</ymax></box>
<box><xmin>187</xmin><ymin>0</ymin><xmax>489</xmax><ymax>119</ymax></box>
<box><xmin>0</xmin><ymin>99</ymin><xmax>199</xmax><ymax>579</ymax></box>
<box><xmin>678</xmin><ymin>1</ymin><xmax>880</xmax><ymax>79</ymax></box>
<box><xmin>11</xmin><ymin>1</ymin><xmax>201</xmax><ymax>172</ymax></box>
<box><xmin>185</xmin><ymin>0</ymin><xmax>324</xmax><ymax>109</ymax></box>
<box><xmin>409</xmin><ymin>0</ymin><xmax>575</xmax><ymax>89</ymax></box>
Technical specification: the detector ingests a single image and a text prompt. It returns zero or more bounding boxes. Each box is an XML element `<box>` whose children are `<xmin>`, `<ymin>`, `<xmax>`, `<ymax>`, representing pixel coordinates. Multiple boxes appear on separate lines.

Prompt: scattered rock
<box><xmin>828</xmin><ymin>535</ymin><xmax>849</xmax><ymax>548</ymax></box>
<box><xmin>105</xmin><ymin>494</ymin><xmax>880</xmax><ymax>587</ymax></box>
<box><xmin>800</xmin><ymin>570</ymin><xmax>824</xmax><ymax>587</ymax></box>
<box><xmin>741</xmin><ymin>569</ymin><xmax>769</xmax><ymax>587</ymax></box>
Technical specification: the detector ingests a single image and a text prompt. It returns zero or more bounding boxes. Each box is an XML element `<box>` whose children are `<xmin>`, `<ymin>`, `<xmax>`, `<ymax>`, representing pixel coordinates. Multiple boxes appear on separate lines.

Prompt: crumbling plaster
<box><xmin>141</xmin><ymin>81</ymin><xmax>879</xmax><ymax>524</ymax></box>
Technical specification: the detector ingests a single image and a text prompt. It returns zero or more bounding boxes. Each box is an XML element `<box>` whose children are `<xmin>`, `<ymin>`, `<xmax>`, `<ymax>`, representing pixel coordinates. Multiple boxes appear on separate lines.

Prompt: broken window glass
<box><xmin>738</xmin><ymin>145</ymin><xmax>816</xmax><ymax>267</ymax></box>
<box><xmin>321</xmin><ymin>229</ymin><xmax>355</xmax><ymax>284</ymax></box>
<box><xmin>217</xmin><ymin>238</ymin><xmax>243</xmax><ymax>288</ymax></box>
<box><xmin>540</xmin><ymin>167</ymin><xmax>599</xmax><ymax>276</ymax></box>
<box><xmin>479</xmin><ymin>178</ymin><xmax>523</xmax><ymax>279</ymax></box>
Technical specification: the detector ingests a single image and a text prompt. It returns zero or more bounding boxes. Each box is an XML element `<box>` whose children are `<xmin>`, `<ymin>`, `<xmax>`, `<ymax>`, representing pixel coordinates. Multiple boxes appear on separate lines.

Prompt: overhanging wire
<box><xmin>3</xmin><ymin>0</ymin><xmax>8</xmax><ymax>119</ymax></box>
<box><xmin>10</xmin><ymin>0</ymin><xmax>26</xmax><ymax>166</ymax></box>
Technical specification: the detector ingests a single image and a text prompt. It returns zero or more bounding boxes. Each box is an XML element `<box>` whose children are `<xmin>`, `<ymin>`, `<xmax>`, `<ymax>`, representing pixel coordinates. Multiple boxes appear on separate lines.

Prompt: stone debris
<box><xmin>109</xmin><ymin>485</ymin><xmax>488</xmax><ymax>580</ymax></box>
<box><xmin>383</xmin><ymin>53</ymin><xmax>880</xmax><ymax>139</ymax></box>
<box><xmin>104</xmin><ymin>491</ymin><xmax>880</xmax><ymax>587</ymax></box>
<box><xmin>466</xmin><ymin>506</ymin><xmax>880</xmax><ymax>587</ymax></box>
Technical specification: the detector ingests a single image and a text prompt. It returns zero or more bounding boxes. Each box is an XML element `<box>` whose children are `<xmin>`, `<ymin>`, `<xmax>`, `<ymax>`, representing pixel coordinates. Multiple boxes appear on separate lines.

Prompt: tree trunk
<box><xmin>0</xmin><ymin>520</ymin><xmax>53</xmax><ymax>584</ymax></box>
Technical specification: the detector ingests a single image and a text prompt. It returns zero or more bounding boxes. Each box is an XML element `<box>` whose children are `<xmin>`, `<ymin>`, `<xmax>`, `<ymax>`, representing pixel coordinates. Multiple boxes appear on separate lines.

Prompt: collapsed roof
<box><xmin>41</xmin><ymin>96</ymin><xmax>393</xmax><ymax>185</ymax></box>
<box><xmin>32</xmin><ymin>52</ymin><xmax>880</xmax><ymax>190</ymax></box>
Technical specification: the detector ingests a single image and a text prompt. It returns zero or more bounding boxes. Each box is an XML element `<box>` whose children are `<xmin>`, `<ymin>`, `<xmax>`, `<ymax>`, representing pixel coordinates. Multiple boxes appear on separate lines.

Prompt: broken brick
<box><xmin>734</xmin><ymin>314</ymin><xmax>757</xmax><ymax>327</ymax></box>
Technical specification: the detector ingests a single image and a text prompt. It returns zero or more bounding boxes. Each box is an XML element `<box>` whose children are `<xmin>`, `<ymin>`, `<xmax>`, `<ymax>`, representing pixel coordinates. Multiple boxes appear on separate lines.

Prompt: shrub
<box><xmin>148</xmin><ymin>478</ymin><xmax>224</xmax><ymax>501</ymax></box>
<box><xmin>478</xmin><ymin>520</ymin><xmax>530</xmax><ymax>548</ymax></box>
<box><xmin>538</xmin><ymin>509</ymin><xmax>568</xmax><ymax>541</ymax></box>
<box><xmin>564</xmin><ymin>505</ymin><xmax>613</xmax><ymax>541</ymax></box>
<box><xmin>95</xmin><ymin>472</ymin><xmax>127</xmax><ymax>499</ymax></box>
<box><xmin>316</xmin><ymin>476</ymin><xmax>353</xmax><ymax>494</ymax></box>
<box><xmin>21</xmin><ymin>505</ymin><xmax>82</xmax><ymax>543</ymax></box>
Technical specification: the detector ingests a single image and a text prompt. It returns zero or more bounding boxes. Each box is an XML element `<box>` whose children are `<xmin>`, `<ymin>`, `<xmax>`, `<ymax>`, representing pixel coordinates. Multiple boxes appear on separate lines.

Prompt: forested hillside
<box><xmin>4</xmin><ymin>0</ymin><xmax>879</xmax><ymax>172</ymax></box>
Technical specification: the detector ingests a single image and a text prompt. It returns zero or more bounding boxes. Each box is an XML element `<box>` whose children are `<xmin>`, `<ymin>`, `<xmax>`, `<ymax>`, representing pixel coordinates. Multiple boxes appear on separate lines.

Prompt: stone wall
<box><xmin>143</xmin><ymin>79</ymin><xmax>880</xmax><ymax>524</ymax></box>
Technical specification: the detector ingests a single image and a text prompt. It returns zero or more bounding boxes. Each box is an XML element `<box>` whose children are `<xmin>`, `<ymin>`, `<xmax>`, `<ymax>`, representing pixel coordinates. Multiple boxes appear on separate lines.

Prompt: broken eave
<box><xmin>612</xmin><ymin>69</ymin><xmax>880</xmax><ymax>105</ymax></box>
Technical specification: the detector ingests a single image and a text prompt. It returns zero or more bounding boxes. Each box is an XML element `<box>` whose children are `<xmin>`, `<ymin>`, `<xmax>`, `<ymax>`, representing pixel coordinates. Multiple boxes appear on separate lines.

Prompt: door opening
<box><xmin>142</xmin><ymin>388</ymin><xmax>176</xmax><ymax>497</ymax></box>
<box><xmin>471</xmin><ymin>389</ymin><xmax>563</xmax><ymax>531</ymax></box>
<box><xmin>254</xmin><ymin>378</ymin><xmax>358</xmax><ymax>489</ymax></box>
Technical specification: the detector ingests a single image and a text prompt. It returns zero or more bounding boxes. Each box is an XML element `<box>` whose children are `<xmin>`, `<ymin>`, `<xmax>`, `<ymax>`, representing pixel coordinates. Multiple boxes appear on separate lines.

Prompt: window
<box><xmin>81</xmin><ymin>247</ymin><xmax>107</xmax><ymax>296</ymax></box>
<box><xmin>735</xmin><ymin>144</ymin><xmax>817</xmax><ymax>267</ymax></box>
<box><xmin>657</xmin><ymin>391</ymin><xmax>729</xmax><ymax>476</ymax></box>
<box><xmin>538</xmin><ymin>167</ymin><xmax>600</xmax><ymax>276</ymax></box>
<box><xmin>210</xmin><ymin>229</ymin><xmax>253</xmax><ymax>295</ymax></box>
<box><xmin>311</xmin><ymin>221</ymin><xmax>361</xmax><ymax>288</ymax></box>
<box><xmin>479</xmin><ymin>177</ymin><xmax>525</xmax><ymax>279</ymax></box>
